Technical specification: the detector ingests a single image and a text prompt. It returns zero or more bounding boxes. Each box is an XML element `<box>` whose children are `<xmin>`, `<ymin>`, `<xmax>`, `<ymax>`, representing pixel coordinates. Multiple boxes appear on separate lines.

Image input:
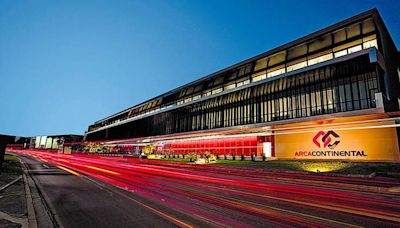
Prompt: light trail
<box><xmin>84</xmin><ymin>165</ymin><xmax>120</xmax><ymax>175</ymax></box>
<box><xmin>56</xmin><ymin>165</ymin><xmax>81</xmax><ymax>176</ymax></box>
<box><xmin>10</xmin><ymin>149</ymin><xmax>400</xmax><ymax>227</ymax></box>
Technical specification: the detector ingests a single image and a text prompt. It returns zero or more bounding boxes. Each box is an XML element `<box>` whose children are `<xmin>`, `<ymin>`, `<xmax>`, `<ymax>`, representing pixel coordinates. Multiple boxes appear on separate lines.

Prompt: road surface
<box><xmin>11</xmin><ymin>150</ymin><xmax>400</xmax><ymax>227</ymax></box>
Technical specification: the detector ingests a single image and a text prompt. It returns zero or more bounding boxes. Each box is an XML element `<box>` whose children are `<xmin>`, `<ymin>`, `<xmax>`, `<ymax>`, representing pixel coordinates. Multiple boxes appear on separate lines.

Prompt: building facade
<box><xmin>30</xmin><ymin>135</ymin><xmax>83</xmax><ymax>151</ymax></box>
<box><xmin>85</xmin><ymin>9</ymin><xmax>400</xmax><ymax>161</ymax></box>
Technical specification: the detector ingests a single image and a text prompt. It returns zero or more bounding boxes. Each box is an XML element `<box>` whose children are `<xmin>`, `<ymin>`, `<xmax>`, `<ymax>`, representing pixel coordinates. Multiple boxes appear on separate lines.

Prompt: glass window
<box><xmin>252</xmin><ymin>71</ymin><xmax>266</xmax><ymax>82</ymax></box>
<box><xmin>334</xmin><ymin>49</ymin><xmax>347</xmax><ymax>58</ymax></box>
<box><xmin>363</xmin><ymin>34</ymin><xmax>376</xmax><ymax>42</ymax></box>
<box><xmin>362</xmin><ymin>18</ymin><xmax>375</xmax><ymax>34</ymax></box>
<box><xmin>227</xmin><ymin>70</ymin><xmax>238</xmax><ymax>81</ymax></box>
<box><xmin>184</xmin><ymin>97</ymin><xmax>192</xmax><ymax>103</ymax></box>
<box><xmin>333</xmin><ymin>39</ymin><xmax>362</xmax><ymax>52</ymax></box>
<box><xmin>212</xmin><ymin>87</ymin><xmax>223</xmax><ymax>95</ymax></box>
<box><xmin>267</xmin><ymin>65</ymin><xmax>285</xmax><ymax>77</ymax></box>
<box><xmin>268</xmin><ymin>51</ymin><xmax>286</xmax><ymax>67</ymax></box>
<box><xmin>237</xmin><ymin>79</ymin><xmax>250</xmax><ymax>87</ymax></box>
<box><xmin>224</xmin><ymin>83</ymin><xmax>236</xmax><ymax>91</ymax></box>
<box><xmin>333</xmin><ymin>29</ymin><xmax>346</xmax><ymax>44</ymax></box>
<box><xmin>308</xmin><ymin>34</ymin><xmax>332</xmax><ymax>53</ymax></box>
<box><xmin>237</xmin><ymin>64</ymin><xmax>252</xmax><ymax>77</ymax></box>
<box><xmin>254</xmin><ymin>58</ymin><xmax>268</xmax><ymax>71</ymax></box>
<box><xmin>185</xmin><ymin>87</ymin><xmax>194</xmax><ymax>95</ymax></box>
<box><xmin>213</xmin><ymin>77</ymin><xmax>223</xmax><ymax>86</ymax></box>
<box><xmin>252</xmin><ymin>74</ymin><xmax>266</xmax><ymax>82</ymax></box>
<box><xmin>348</xmin><ymin>45</ymin><xmax>362</xmax><ymax>54</ymax></box>
<box><xmin>192</xmin><ymin>94</ymin><xmax>201</xmax><ymax>100</ymax></box>
<box><xmin>346</xmin><ymin>23</ymin><xmax>361</xmax><ymax>39</ymax></box>
<box><xmin>287</xmin><ymin>61</ymin><xmax>307</xmax><ymax>72</ymax></box>
<box><xmin>202</xmin><ymin>90</ymin><xmax>212</xmax><ymax>97</ymax></box>
<box><xmin>193</xmin><ymin>85</ymin><xmax>202</xmax><ymax>93</ymax></box>
<box><xmin>363</xmin><ymin>39</ymin><xmax>378</xmax><ymax>49</ymax></box>
<box><xmin>308</xmin><ymin>53</ymin><xmax>333</xmax><ymax>66</ymax></box>
<box><xmin>287</xmin><ymin>44</ymin><xmax>308</xmax><ymax>60</ymax></box>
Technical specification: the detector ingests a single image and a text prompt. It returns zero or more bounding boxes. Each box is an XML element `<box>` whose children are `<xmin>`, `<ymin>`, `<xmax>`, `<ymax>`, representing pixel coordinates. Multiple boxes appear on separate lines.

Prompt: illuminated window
<box><xmin>254</xmin><ymin>57</ymin><xmax>268</xmax><ymax>71</ymax></box>
<box><xmin>362</xmin><ymin>34</ymin><xmax>376</xmax><ymax>42</ymax></box>
<box><xmin>212</xmin><ymin>87</ymin><xmax>222</xmax><ymax>95</ymax></box>
<box><xmin>252</xmin><ymin>71</ymin><xmax>266</xmax><ymax>82</ymax></box>
<box><xmin>236</xmin><ymin>79</ymin><xmax>250</xmax><ymax>87</ymax></box>
<box><xmin>348</xmin><ymin>45</ymin><xmax>362</xmax><ymax>54</ymax></box>
<box><xmin>333</xmin><ymin>39</ymin><xmax>362</xmax><ymax>52</ymax></box>
<box><xmin>184</xmin><ymin>97</ymin><xmax>192</xmax><ymax>103</ymax></box>
<box><xmin>307</xmin><ymin>53</ymin><xmax>333</xmax><ymax>66</ymax></box>
<box><xmin>287</xmin><ymin>61</ymin><xmax>307</xmax><ymax>72</ymax></box>
<box><xmin>252</xmin><ymin>74</ymin><xmax>266</xmax><ymax>82</ymax></box>
<box><xmin>334</xmin><ymin>49</ymin><xmax>347</xmax><ymax>58</ymax></box>
<box><xmin>202</xmin><ymin>90</ymin><xmax>212</xmax><ymax>97</ymax></box>
<box><xmin>224</xmin><ymin>83</ymin><xmax>236</xmax><ymax>91</ymax></box>
<box><xmin>192</xmin><ymin>94</ymin><xmax>201</xmax><ymax>100</ymax></box>
<box><xmin>177</xmin><ymin>100</ymin><xmax>184</xmax><ymax>105</ymax></box>
<box><xmin>363</xmin><ymin>39</ymin><xmax>378</xmax><ymax>49</ymax></box>
<box><xmin>267</xmin><ymin>66</ymin><xmax>285</xmax><ymax>77</ymax></box>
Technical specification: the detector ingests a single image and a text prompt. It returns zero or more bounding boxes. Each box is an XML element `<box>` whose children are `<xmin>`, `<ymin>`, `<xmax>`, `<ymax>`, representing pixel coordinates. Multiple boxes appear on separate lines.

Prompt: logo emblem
<box><xmin>312</xmin><ymin>130</ymin><xmax>340</xmax><ymax>149</ymax></box>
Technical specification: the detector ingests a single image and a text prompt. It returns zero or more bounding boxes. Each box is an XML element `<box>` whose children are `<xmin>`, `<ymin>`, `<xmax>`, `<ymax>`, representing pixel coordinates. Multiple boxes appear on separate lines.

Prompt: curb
<box><xmin>14</xmin><ymin>153</ymin><xmax>61</xmax><ymax>228</ymax></box>
<box><xmin>22</xmin><ymin>173</ymin><xmax>37</xmax><ymax>228</ymax></box>
<box><xmin>15</xmin><ymin>155</ymin><xmax>37</xmax><ymax>228</ymax></box>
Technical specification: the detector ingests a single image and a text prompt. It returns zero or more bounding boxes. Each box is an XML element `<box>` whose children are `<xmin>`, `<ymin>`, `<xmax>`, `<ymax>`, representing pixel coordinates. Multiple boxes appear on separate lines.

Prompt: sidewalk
<box><xmin>0</xmin><ymin>154</ymin><xmax>28</xmax><ymax>227</ymax></box>
<box><xmin>0</xmin><ymin>154</ymin><xmax>54</xmax><ymax>228</ymax></box>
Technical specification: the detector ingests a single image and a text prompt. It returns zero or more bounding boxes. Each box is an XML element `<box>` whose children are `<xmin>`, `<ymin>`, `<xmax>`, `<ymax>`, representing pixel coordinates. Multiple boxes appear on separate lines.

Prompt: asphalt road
<box><xmin>11</xmin><ymin>150</ymin><xmax>400</xmax><ymax>227</ymax></box>
<box><xmin>15</xmin><ymin>153</ymin><xmax>191</xmax><ymax>228</ymax></box>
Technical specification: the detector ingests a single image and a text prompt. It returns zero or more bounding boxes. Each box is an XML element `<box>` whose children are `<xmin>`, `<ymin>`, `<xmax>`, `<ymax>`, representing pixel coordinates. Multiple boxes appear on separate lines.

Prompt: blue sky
<box><xmin>0</xmin><ymin>0</ymin><xmax>399</xmax><ymax>136</ymax></box>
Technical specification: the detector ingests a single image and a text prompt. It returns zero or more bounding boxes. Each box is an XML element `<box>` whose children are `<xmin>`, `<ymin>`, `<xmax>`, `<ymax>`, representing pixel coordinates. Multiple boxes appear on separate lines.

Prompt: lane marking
<box><xmin>84</xmin><ymin>165</ymin><xmax>120</xmax><ymax>175</ymax></box>
<box><xmin>56</xmin><ymin>165</ymin><xmax>81</xmax><ymax>176</ymax></box>
<box><xmin>80</xmin><ymin>172</ymin><xmax>194</xmax><ymax>228</ymax></box>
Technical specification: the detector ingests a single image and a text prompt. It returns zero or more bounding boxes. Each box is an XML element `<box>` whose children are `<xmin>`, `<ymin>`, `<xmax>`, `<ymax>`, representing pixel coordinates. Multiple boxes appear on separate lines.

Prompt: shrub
<box><xmin>186</xmin><ymin>152</ymin><xmax>197</xmax><ymax>162</ymax></box>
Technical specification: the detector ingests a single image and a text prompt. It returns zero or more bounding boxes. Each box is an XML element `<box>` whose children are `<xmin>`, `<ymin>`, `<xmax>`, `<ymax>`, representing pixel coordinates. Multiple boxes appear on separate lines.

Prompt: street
<box><xmin>12</xmin><ymin>150</ymin><xmax>400</xmax><ymax>227</ymax></box>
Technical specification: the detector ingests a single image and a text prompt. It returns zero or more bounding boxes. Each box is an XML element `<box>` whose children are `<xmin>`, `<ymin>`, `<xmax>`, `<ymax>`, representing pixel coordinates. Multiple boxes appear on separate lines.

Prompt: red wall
<box><xmin>157</xmin><ymin>135</ymin><xmax>273</xmax><ymax>156</ymax></box>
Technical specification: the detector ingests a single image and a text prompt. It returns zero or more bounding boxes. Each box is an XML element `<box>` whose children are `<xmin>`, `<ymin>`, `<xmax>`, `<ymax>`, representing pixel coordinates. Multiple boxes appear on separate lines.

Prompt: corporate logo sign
<box><xmin>294</xmin><ymin>130</ymin><xmax>367</xmax><ymax>157</ymax></box>
<box><xmin>312</xmin><ymin>130</ymin><xmax>340</xmax><ymax>149</ymax></box>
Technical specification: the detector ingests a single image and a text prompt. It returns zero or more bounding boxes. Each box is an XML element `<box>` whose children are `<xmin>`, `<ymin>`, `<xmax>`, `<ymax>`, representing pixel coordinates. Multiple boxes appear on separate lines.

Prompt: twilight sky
<box><xmin>0</xmin><ymin>0</ymin><xmax>399</xmax><ymax>136</ymax></box>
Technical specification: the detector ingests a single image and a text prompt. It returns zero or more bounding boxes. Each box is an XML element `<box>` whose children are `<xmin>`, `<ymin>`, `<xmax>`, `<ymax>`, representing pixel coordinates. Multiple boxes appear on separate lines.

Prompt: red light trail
<box><xmin>10</xmin><ymin>149</ymin><xmax>400</xmax><ymax>227</ymax></box>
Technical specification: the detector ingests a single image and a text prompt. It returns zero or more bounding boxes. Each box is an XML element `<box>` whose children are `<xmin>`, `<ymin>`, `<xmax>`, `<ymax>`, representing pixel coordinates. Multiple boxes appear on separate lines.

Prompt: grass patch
<box><xmin>157</xmin><ymin>157</ymin><xmax>400</xmax><ymax>176</ymax></box>
<box><xmin>214</xmin><ymin>160</ymin><xmax>400</xmax><ymax>175</ymax></box>
<box><xmin>160</xmin><ymin>158</ymin><xmax>190</xmax><ymax>163</ymax></box>
<box><xmin>215</xmin><ymin>160</ymin><xmax>317</xmax><ymax>171</ymax></box>
<box><xmin>4</xmin><ymin>154</ymin><xmax>19</xmax><ymax>162</ymax></box>
<box><xmin>1</xmin><ymin>154</ymin><xmax>22</xmax><ymax>175</ymax></box>
<box><xmin>334</xmin><ymin>163</ymin><xmax>400</xmax><ymax>175</ymax></box>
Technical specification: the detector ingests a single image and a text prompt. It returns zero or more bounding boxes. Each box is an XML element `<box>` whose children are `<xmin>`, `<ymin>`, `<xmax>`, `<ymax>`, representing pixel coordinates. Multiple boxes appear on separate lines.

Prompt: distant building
<box><xmin>30</xmin><ymin>135</ymin><xmax>83</xmax><ymax>150</ymax></box>
<box><xmin>85</xmin><ymin>9</ymin><xmax>400</xmax><ymax>161</ymax></box>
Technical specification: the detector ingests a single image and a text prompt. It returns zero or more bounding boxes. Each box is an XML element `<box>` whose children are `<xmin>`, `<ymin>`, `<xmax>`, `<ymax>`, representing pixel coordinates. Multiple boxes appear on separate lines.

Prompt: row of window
<box><xmin>86</xmin><ymin>56</ymin><xmax>380</xmax><ymax>141</ymax></box>
<box><xmin>251</xmin><ymin>36</ymin><xmax>377</xmax><ymax>82</ymax></box>
<box><xmin>176</xmin><ymin>63</ymin><xmax>378</xmax><ymax>132</ymax></box>
<box><xmin>176</xmin><ymin>36</ymin><xmax>377</xmax><ymax>108</ymax></box>
<box><xmin>90</xmin><ymin>35</ymin><xmax>378</xmax><ymax>132</ymax></box>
